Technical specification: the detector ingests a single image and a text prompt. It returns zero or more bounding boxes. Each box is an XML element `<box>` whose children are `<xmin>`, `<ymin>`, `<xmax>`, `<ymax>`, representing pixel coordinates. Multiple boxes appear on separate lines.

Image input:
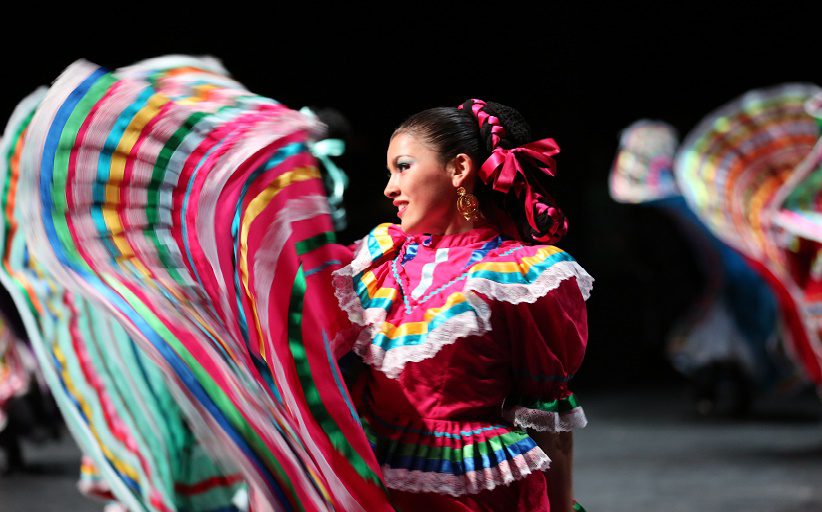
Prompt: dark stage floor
<box><xmin>2</xmin><ymin>385</ymin><xmax>821</xmax><ymax>511</ymax></box>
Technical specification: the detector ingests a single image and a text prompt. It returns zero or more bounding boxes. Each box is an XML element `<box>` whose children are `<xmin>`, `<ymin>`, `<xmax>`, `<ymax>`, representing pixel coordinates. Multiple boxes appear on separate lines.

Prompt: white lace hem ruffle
<box><xmin>506</xmin><ymin>405</ymin><xmax>588</xmax><ymax>432</ymax></box>
<box><xmin>381</xmin><ymin>446</ymin><xmax>551</xmax><ymax>497</ymax></box>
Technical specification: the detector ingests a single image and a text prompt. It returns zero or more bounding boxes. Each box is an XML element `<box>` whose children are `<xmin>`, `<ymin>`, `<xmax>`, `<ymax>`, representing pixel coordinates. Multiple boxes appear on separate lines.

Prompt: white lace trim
<box><xmin>381</xmin><ymin>446</ymin><xmax>550</xmax><ymax>497</ymax></box>
<box><xmin>466</xmin><ymin>260</ymin><xmax>594</xmax><ymax>303</ymax></box>
<box><xmin>348</xmin><ymin>231</ymin><xmax>391</xmax><ymax>276</ymax></box>
<box><xmin>506</xmin><ymin>405</ymin><xmax>588</xmax><ymax>432</ymax></box>
<box><xmin>331</xmin><ymin>261</ymin><xmax>370</xmax><ymax>327</ymax></box>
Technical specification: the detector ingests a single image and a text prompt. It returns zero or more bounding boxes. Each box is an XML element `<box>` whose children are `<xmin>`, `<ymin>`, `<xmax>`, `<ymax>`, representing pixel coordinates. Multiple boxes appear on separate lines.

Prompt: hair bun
<box><xmin>481</xmin><ymin>102</ymin><xmax>532</xmax><ymax>151</ymax></box>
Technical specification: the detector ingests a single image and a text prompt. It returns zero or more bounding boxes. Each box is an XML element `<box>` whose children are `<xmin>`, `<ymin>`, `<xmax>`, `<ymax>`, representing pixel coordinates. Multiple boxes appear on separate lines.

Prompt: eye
<box><xmin>396</xmin><ymin>162</ymin><xmax>411</xmax><ymax>172</ymax></box>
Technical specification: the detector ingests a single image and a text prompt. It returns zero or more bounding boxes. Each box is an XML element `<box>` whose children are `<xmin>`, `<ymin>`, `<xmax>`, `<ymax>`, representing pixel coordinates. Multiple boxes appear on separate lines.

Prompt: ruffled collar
<box><xmin>405</xmin><ymin>225</ymin><xmax>502</xmax><ymax>250</ymax></box>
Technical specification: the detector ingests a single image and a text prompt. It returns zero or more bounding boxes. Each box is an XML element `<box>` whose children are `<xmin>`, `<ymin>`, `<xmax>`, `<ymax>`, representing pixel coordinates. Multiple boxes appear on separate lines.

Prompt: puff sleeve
<box><xmin>498</xmin><ymin>276</ymin><xmax>589</xmax><ymax>432</ymax></box>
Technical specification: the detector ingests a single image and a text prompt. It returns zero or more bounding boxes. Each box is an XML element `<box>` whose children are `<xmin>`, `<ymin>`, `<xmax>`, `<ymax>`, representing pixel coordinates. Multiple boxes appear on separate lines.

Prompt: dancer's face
<box><xmin>384</xmin><ymin>132</ymin><xmax>459</xmax><ymax>235</ymax></box>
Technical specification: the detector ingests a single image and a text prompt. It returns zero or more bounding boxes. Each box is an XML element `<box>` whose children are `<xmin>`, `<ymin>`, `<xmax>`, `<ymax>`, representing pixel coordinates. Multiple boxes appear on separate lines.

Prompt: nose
<box><xmin>384</xmin><ymin>172</ymin><xmax>399</xmax><ymax>198</ymax></box>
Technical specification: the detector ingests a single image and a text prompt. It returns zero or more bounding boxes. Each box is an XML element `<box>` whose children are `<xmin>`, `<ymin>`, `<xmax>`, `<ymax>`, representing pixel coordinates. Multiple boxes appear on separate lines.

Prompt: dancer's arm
<box><xmin>531</xmin><ymin>429</ymin><xmax>574</xmax><ymax>512</ymax></box>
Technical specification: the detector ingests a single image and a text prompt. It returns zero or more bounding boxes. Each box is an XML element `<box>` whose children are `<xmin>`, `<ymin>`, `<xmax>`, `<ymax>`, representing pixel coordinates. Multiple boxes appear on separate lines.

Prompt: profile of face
<box><xmin>385</xmin><ymin>131</ymin><xmax>467</xmax><ymax>235</ymax></box>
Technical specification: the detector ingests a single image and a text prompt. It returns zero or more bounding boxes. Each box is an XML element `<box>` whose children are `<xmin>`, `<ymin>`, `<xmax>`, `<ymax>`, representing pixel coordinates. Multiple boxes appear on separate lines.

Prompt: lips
<box><xmin>393</xmin><ymin>200</ymin><xmax>408</xmax><ymax>218</ymax></box>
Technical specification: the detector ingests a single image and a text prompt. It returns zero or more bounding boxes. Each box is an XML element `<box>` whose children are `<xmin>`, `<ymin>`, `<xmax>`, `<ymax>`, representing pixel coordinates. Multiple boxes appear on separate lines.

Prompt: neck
<box><xmin>440</xmin><ymin>215</ymin><xmax>490</xmax><ymax>236</ymax></box>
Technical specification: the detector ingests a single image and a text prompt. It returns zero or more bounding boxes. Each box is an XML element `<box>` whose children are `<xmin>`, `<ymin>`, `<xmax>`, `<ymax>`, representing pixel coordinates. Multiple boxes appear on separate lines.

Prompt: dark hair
<box><xmin>392</xmin><ymin>100</ymin><xmax>567</xmax><ymax>244</ymax></box>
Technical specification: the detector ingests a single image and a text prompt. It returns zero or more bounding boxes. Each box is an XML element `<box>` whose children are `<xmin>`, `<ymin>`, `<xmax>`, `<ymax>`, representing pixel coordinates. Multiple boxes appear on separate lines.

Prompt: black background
<box><xmin>1</xmin><ymin>6</ymin><xmax>818</xmax><ymax>391</ymax></box>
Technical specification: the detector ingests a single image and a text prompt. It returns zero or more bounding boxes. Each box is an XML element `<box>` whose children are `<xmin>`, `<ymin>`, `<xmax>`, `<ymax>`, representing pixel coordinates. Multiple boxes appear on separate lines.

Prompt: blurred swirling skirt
<box><xmin>675</xmin><ymin>83</ymin><xmax>822</xmax><ymax>384</ymax></box>
<box><xmin>1</xmin><ymin>83</ymin><xmax>244</xmax><ymax>510</ymax></box>
<box><xmin>3</xmin><ymin>56</ymin><xmax>391</xmax><ymax>511</ymax></box>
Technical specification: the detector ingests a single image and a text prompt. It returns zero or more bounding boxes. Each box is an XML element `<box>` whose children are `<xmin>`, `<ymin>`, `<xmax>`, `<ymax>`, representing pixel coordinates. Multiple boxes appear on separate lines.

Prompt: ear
<box><xmin>449</xmin><ymin>153</ymin><xmax>476</xmax><ymax>189</ymax></box>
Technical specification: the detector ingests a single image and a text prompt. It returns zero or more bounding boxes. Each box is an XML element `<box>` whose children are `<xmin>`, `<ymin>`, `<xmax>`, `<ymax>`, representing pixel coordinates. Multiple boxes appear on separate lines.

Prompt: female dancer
<box><xmin>11</xmin><ymin>56</ymin><xmax>591</xmax><ymax>509</ymax></box>
<box><xmin>333</xmin><ymin>100</ymin><xmax>593</xmax><ymax>511</ymax></box>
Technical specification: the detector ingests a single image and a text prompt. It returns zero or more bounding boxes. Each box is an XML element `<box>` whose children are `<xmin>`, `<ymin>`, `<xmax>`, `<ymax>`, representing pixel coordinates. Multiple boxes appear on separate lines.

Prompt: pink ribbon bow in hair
<box><xmin>478</xmin><ymin>137</ymin><xmax>561</xmax><ymax>194</ymax></box>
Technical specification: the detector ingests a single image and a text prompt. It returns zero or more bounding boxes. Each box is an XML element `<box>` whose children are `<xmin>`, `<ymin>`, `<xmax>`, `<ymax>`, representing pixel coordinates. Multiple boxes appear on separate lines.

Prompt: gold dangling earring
<box><xmin>456</xmin><ymin>186</ymin><xmax>481</xmax><ymax>222</ymax></box>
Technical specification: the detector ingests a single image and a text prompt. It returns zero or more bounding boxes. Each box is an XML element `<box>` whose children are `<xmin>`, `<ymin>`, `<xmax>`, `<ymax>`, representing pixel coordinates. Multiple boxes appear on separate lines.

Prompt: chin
<box><xmin>400</xmin><ymin>220</ymin><xmax>423</xmax><ymax>235</ymax></box>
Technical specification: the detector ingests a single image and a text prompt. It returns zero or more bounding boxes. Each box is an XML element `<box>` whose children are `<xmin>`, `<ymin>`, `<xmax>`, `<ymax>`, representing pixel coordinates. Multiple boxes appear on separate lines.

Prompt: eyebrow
<box><xmin>388</xmin><ymin>155</ymin><xmax>412</xmax><ymax>167</ymax></box>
